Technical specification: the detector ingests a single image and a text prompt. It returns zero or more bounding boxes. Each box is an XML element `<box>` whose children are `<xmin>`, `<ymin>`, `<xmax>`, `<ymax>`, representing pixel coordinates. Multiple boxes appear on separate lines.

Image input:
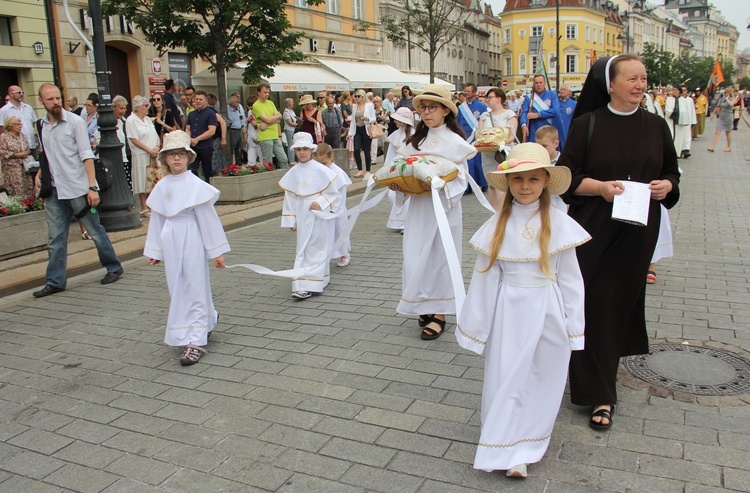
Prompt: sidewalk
<box><xmin>0</xmin><ymin>126</ymin><xmax>749</xmax><ymax>492</ymax></box>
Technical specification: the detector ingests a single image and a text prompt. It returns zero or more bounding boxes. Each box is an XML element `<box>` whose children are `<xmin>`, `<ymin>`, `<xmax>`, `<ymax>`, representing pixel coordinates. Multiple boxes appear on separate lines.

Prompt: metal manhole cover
<box><xmin>623</xmin><ymin>343</ymin><xmax>750</xmax><ymax>396</ymax></box>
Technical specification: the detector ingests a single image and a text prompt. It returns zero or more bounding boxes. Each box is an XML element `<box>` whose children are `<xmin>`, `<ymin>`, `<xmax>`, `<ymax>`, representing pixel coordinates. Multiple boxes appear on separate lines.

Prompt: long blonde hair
<box><xmin>479</xmin><ymin>186</ymin><xmax>554</xmax><ymax>280</ymax></box>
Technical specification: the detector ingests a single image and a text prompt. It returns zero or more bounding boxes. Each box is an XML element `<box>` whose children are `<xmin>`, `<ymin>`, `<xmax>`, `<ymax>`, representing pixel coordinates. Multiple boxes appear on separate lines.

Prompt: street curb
<box><xmin>0</xmin><ymin>177</ymin><xmax>372</xmax><ymax>298</ymax></box>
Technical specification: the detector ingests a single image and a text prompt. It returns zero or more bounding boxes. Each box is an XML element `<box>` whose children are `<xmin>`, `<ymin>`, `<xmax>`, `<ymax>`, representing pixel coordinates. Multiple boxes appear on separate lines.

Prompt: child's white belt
<box><xmin>500</xmin><ymin>271</ymin><xmax>555</xmax><ymax>287</ymax></box>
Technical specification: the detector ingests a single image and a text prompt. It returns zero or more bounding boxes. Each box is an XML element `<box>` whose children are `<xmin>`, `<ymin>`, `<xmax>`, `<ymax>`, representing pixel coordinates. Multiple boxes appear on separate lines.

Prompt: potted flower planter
<box><xmin>0</xmin><ymin>210</ymin><xmax>48</xmax><ymax>260</ymax></box>
<box><xmin>210</xmin><ymin>168</ymin><xmax>287</xmax><ymax>204</ymax></box>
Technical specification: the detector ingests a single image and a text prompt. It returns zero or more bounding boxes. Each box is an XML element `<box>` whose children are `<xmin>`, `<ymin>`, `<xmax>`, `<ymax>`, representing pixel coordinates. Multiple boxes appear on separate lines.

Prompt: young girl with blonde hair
<box><xmin>456</xmin><ymin>142</ymin><xmax>590</xmax><ymax>478</ymax></box>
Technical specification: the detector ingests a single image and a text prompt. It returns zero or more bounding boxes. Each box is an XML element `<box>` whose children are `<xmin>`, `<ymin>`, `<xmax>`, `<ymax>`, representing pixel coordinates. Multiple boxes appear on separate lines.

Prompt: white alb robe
<box><xmin>385</xmin><ymin>127</ymin><xmax>410</xmax><ymax>230</ymax></box>
<box><xmin>665</xmin><ymin>96</ymin><xmax>692</xmax><ymax>155</ymax></box>
<box><xmin>394</xmin><ymin>124</ymin><xmax>476</xmax><ymax>316</ymax></box>
<box><xmin>682</xmin><ymin>96</ymin><xmax>697</xmax><ymax>152</ymax></box>
<box><xmin>280</xmin><ymin>159</ymin><xmax>339</xmax><ymax>292</ymax></box>
<box><xmin>144</xmin><ymin>171</ymin><xmax>230</xmax><ymax>347</ymax></box>
<box><xmin>325</xmin><ymin>162</ymin><xmax>352</xmax><ymax>258</ymax></box>
<box><xmin>456</xmin><ymin>201</ymin><xmax>590</xmax><ymax>472</ymax></box>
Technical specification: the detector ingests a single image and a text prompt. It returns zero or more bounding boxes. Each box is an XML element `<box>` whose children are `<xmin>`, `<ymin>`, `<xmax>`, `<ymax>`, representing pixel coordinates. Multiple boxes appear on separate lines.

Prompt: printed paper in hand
<box><xmin>612</xmin><ymin>181</ymin><xmax>650</xmax><ymax>226</ymax></box>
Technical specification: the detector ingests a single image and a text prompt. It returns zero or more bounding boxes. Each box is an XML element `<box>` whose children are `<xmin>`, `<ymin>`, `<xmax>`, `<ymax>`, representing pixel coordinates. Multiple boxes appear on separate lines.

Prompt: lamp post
<box><xmin>555</xmin><ymin>0</ymin><xmax>560</xmax><ymax>92</ymax></box>
<box><xmin>87</xmin><ymin>0</ymin><xmax>140</xmax><ymax>231</ymax></box>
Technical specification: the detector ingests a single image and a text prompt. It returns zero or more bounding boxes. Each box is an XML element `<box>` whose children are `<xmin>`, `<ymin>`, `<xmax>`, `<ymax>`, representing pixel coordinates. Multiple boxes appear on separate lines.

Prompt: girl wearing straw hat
<box><xmin>144</xmin><ymin>131</ymin><xmax>230</xmax><ymax>366</ymax></box>
<box><xmin>457</xmin><ymin>143</ymin><xmax>590</xmax><ymax>478</ymax></box>
<box><xmin>390</xmin><ymin>84</ymin><xmax>475</xmax><ymax>340</ymax></box>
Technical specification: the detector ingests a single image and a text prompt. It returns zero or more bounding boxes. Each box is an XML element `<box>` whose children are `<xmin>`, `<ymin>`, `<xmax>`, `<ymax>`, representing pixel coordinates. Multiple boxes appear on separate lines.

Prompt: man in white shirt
<box><xmin>32</xmin><ymin>83</ymin><xmax>123</xmax><ymax>298</ymax></box>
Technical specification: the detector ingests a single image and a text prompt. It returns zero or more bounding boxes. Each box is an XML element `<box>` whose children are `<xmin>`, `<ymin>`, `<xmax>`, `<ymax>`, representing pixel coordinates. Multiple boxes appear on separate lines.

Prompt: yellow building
<box><xmin>499</xmin><ymin>0</ymin><xmax>624</xmax><ymax>91</ymax></box>
<box><xmin>0</xmin><ymin>0</ymin><xmax>54</xmax><ymax>114</ymax></box>
<box><xmin>50</xmin><ymin>0</ymin><xmax>381</xmax><ymax>107</ymax></box>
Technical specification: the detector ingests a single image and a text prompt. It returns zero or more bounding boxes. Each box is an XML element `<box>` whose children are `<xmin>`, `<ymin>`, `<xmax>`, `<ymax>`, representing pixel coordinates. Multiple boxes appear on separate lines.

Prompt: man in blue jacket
<box><xmin>455</xmin><ymin>83</ymin><xmax>488</xmax><ymax>190</ymax></box>
<box><xmin>520</xmin><ymin>74</ymin><xmax>567</xmax><ymax>150</ymax></box>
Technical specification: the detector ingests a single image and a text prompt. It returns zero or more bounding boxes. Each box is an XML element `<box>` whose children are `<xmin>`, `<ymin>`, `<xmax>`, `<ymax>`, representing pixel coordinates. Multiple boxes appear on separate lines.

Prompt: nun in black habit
<box><xmin>558</xmin><ymin>55</ymin><xmax>680</xmax><ymax>429</ymax></box>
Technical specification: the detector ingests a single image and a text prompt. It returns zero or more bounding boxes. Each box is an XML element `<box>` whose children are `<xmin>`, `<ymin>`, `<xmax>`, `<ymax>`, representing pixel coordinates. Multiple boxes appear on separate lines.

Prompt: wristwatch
<box><xmin>89</xmin><ymin>186</ymin><xmax>100</xmax><ymax>192</ymax></box>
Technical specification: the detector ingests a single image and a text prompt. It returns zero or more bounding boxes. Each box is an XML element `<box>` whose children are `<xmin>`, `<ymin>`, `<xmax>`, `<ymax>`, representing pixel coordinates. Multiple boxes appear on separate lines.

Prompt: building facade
<box><xmin>498</xmin><ymin>0</ymin><xmax>624</xmax><ymax>92</ymax></box>
<box><xmin>0</xmin><ymin>0</ymin><xmax>55</xmax><ymax>114</ymax></box>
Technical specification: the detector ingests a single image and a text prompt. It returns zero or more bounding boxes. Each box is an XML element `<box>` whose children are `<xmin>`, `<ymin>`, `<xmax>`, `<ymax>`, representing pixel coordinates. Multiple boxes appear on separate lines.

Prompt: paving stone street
<box><xmin>1</xmin><ymin>119</ymin><xmax>749</xmax><ymax>492</ymax></box>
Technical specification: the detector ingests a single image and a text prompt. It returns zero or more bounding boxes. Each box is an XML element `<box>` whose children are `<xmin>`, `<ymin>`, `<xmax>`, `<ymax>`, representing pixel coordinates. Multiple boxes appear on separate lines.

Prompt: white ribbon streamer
<box><xmin>226</xmin><ymin>173</ymin><xmax>387</xmax><ymax>278</ymax></box>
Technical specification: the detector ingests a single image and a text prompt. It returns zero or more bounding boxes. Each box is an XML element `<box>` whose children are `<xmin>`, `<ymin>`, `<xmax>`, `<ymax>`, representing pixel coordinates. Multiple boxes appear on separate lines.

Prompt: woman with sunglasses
<box><xmin>149</xmin><ymin>93</ymin><xmax>177</xmax><ymax>141</ymax></box>
<box><xmin>388</xmin><ymin>84</ymin><xmax>476</xmax><ymax>340</ymax></box>
<box><xmin>346</xmin><ymin>89</ymin><xmax>377</xmax><ymax>177</ymax></box>
<box><xmin>396</xmin><ymin>86</ymin><xmax>415</xmax><ymax>113</ymax></box>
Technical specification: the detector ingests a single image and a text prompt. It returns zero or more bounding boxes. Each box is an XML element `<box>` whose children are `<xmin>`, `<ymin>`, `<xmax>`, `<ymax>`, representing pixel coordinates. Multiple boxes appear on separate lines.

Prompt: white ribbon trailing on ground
<box><xmin>226</xmin><ymin>173</ymin><xmax>388</xmax><ymax>278</ymax></box>
<box><xmin>227</xmin><ymin>171</ymin><xmax>492</xmax><ymax>295</ymax></box>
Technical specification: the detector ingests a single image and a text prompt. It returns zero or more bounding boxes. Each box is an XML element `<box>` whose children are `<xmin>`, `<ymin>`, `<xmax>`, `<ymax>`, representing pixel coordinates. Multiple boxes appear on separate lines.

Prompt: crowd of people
<box><xmin>6</xmin><ymin>56</ymin><xmax>750</xmax><ymax>483</ymax></box>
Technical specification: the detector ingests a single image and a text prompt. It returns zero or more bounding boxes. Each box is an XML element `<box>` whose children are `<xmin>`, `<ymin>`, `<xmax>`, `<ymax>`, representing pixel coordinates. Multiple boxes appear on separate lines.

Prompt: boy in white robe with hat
<box><xmin>279</xmin><ymin>132</ymin><xmax>340</xmax><ymax>299</ymax></box>
<box><xmin>144</xmin><ymin>131</ymin><xmax>230</xmax><ymax>366</ymax></box>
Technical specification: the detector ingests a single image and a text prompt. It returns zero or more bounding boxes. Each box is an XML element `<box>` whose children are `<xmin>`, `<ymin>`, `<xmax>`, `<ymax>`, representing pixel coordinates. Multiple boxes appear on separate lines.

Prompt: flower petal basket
<box><xmin>210</xmin><ymin>163</ymin><xmax>287</xmax><ymax>204</ymax></box>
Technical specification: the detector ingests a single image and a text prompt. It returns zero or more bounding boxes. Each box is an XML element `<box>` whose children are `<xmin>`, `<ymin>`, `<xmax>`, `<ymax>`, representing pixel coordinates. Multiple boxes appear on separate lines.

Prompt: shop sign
<box><xmin>149</xmin><ymin>77</ymin><xmax>167</xmax><ymax>86</ymax></box>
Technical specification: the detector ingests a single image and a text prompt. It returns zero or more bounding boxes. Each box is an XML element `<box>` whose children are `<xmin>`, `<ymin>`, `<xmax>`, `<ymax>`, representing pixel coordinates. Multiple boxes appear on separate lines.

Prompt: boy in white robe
<box><xmin>385</xmin><ymin>108</ymin><xmax>414</xmax><ymax>232</ymax></box>
<box><xmin>457</xmin><ymin>143</ymin><xmax>590</xmax><ymax>478</ymax></box>
<box><xmin>314</xmin><ymin>143</ymin><xmax>353</xmax><ymax>267</ymax></box>
<box><xmin>279</xmin><ymin>133</ymin><xmax>339</xmax><ymax>299</ymax></box>
<box><xmin>144</xmin><ymin>131</ymin><xmax>230</xmax><ymax>366</ymax></box>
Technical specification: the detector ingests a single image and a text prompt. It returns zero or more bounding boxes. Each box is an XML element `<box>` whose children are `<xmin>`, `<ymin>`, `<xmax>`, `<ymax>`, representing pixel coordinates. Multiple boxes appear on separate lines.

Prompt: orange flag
<box><xmin>711</xmin><ymin>60</ymin><xmax>725</xmax><ymax>85</ymax></box>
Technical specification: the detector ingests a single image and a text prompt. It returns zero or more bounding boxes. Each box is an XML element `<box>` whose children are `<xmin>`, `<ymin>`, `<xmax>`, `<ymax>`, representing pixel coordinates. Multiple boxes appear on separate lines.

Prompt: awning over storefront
<box><xmin>407</xmin><ymin>74</ymin><xmax>456</xmax><ymax>91</ymax></box>
<box><xmin>317</xmin><ymin>59</ymin><xmax>420</xmax><ymax>89</ymax></box>
<box><xmin>191</xmin><ymin>63</ymin><xmax>350</xmax><ymax>92</ymax></box>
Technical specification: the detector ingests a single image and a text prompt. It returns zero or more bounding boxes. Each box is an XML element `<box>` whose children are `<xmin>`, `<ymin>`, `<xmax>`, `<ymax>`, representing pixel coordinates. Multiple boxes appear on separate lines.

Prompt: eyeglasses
<box><xmin>417</xmin><ymin>104</ymin><xmax>440</xmax><ymax>114</ymax></box>
<box><xmin>141</xmin><ymin>104</ymin><xmax>150</xmax><ymax>107</ymax></box>
<box><xmin>10</xmin><ymin>90</ymin><xmax>23</xmax><ymax>95</ymax></box>
<box><xmin>165</xmin><ymin>151</ymin><xmax>189</xmax><ymax>159</ymax></box>
<box><xmin>153</xmin><ymin>98</ymin><xmax>162</xmax><ymax>102</ymax></box>
<box><xmin>317</xmin><ymin>96</ymin><xmax>325</xmax><ymax>99</ymax></box>
<box><xmin>354</xmin><ymin>95</ymin><xmax>362</xmax><ymax>98</ymax></box>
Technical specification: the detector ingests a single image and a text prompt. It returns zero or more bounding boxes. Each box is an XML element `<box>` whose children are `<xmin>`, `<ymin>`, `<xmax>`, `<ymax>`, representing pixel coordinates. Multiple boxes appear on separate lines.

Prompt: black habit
<box><xmin>559</xmin><ymin>106</ymin><xmax>680</xmax><ymax>406</ymax></box>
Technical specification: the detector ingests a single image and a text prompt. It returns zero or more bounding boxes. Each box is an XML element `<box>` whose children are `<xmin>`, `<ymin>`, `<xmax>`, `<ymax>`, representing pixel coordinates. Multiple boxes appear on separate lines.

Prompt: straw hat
<box><xmin>158</xmin><ymin>130</ymin><xmax>196</xmax><ymax>164</ymax></box>
<box><xmin>486</xmin><ymin>143</ymin><xmax>571</xmax><ymax>196</ymax></box>
<box><xmin>298</xmin><ymin>94</ymin><xmax>315</xmax><ymax>106</ymax></box>
<box><xmin>390</xmin><ymin>107</ymin><xmax>414</xmax><ymax>126</ymax></box>
<box><xmin>289</xmin><ymin>132</ymin><xmax>318</xmax><ymax>151</ymax></box>
<box><xmin>412</xmin><ymin>84</ymin><xmax>458</xmax><ymax>116</ymax></box>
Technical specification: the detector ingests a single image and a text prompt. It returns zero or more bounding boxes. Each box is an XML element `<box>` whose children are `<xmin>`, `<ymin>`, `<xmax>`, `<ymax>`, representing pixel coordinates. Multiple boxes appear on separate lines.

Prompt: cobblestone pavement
<box><xmin>1</xmin><ymin>121</ymin><xmax>749</xmax><ymax>492</ymax></box>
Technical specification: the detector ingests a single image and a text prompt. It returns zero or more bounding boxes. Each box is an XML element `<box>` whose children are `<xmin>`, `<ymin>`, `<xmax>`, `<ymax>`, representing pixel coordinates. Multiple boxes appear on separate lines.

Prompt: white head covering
<box><xmin>289</xmin><ymin>132</ymin><xmax>318</xmax><ymax>151</ymax></box>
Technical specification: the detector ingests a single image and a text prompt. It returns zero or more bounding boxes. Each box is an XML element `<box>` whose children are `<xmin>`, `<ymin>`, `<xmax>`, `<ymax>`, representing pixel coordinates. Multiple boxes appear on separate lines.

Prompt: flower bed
<box><xmin>0</xmin><ymin>195</ymin><xmax>47</xmax><ymax>260</ymax></box>
<box><xmin>211</xmin><ymin>163</ymin><xmax>286</xmax><ymax>203</ymax></box>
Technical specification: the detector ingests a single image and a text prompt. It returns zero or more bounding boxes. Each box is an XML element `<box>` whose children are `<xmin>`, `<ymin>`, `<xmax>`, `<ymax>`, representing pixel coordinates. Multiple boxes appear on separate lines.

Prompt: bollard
<box><xmin>333</xmin><ymin>148</ymin><xmax>355</xmax><ymax>178</ymax></box>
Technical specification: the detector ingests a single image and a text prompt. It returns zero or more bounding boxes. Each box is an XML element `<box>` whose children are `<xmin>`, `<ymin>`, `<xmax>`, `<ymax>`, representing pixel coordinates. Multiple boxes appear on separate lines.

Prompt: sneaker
<box><xmin>291</xmin><ymin>291</ymin><xmax>312</xmax><ymax>299</ymax></box>
<box><xmin>506</xmin><ymin>464</ymin><xmax>528</xmax><ymax>478</ymax></box>
<box><xmin>101</xmin><ymin>268</ymin><xmax>124</xmax><ymax>284</ymax></box>
<box><xmin>337</xmin><ymin>256</ymin><xmax>351</xmax><ymax>267</ymax></box>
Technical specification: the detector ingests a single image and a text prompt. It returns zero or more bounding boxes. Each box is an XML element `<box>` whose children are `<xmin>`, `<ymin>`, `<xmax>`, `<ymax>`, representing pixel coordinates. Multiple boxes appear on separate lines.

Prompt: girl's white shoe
<box><xmin>337</xmin><ymin>256</ymin><xmax>351</xmax><ymax>267</ymax></box>
<box><xmin>506</xmin><ymin>463</ymin><xmax>528</xmax><ymax>478</ymax></box>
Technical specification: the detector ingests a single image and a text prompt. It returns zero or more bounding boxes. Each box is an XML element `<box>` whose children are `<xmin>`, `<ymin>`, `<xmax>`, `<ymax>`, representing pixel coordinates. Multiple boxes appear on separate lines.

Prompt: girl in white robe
<box><xmin>314</xmin><ymin>143</ymin><xmax>353</xmax><ymax>267</ymax></box>
<box><xmin>389</xmin><ymin>84</ymin><xmax>476</xmax><ymax>340</ymax></box>
<box><xmin>279</xmin><ymin>133</ymin><xmax>340</xmax><ymax>299</ymax></box>
<box><xmin>456</xmin><ymin>143</ymin><xmax>590</xmax><ymax>478</ymax></box>
<box><xmin>385</xmin><ymin>108</ymin><xmax>414</xmax><ymax>232</ymax></box>
<box><xmin>144</xmin><ymin>131</ymin><xmax>230</xmax><ymax>366</ymax></box>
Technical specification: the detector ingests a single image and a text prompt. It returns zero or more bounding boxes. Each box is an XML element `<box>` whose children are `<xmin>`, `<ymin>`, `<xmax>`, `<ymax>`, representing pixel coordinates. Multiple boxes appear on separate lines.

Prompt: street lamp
<box><xmin>87</xmin><ymin>0</ymin><xmax>140</xmax><ymax>231</ymax></box>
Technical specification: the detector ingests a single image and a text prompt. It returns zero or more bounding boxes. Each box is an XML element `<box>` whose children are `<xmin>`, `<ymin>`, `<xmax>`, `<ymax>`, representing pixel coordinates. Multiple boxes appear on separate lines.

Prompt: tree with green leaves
<box><xmin>381</xmin><ymin>0</ymin><xmax>474</xmax><ymax>83</ymax></box>
<box><xmin>641</xmin><ymin>42</ymin><xmax>675</xmax><ymax>87</ymax></box>
<box><xmin>103</xmin><ymin>0</ymin><xmax>321</xmax><ymax>114</ymax></box>
<box><xmin>739</xmin><ymin>76</ymin><xmax>750</xmax><ymax>91</ymax></box>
